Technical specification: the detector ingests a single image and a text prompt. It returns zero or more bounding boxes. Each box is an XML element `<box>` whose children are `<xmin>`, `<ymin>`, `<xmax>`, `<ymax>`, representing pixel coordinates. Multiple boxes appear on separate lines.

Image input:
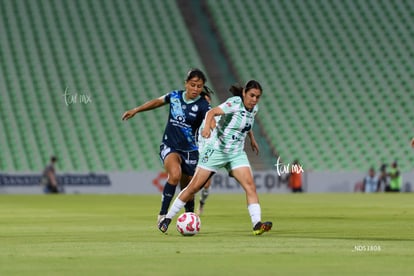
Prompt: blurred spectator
<box><xmin>288</xmin><ymin>159</ymin><xmax>303</xmax><ymax>193</ymax></box>
<box><xmin>40</xmin><ymin>156</ymin><xmax>60</xmax><ymax>194</ymax></box>
<box><xmin>377</xmin><ymin>163</ymin><xmax>388</xmax><ymax>192</ymax></box>
<box><xmin>386</xmin><ymin>161</ymin><xmax>402</xmax><ymax>192</ymax></box>
<box><xmin>362</xmin><ymin>167</ymin><xmax>379</xmax><ymax>193</ymax></box>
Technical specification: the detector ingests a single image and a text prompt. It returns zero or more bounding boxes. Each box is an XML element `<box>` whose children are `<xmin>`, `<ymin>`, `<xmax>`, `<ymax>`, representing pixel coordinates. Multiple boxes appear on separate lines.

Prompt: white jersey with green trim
<box><xmin>197</xmin><ymin>115</ymin><xmax>220</xmax><ymax>152</ymax></box>
<box><xmin>208</xmin><ymin>96</ymin><xmax>258</xmax><ymax>153</ymax></box>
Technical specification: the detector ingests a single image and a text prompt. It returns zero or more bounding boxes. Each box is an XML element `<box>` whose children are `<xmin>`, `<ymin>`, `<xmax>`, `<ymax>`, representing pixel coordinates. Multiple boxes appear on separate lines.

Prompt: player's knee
<box><xmin>167</xmin><ymin>172</ymin><xmax>181</xmax><ymax>184</ymax></box>
<box><xmin>169</xmin><ymin>179</ymin><xmax>180</xmax><ymax>186</ymax></box>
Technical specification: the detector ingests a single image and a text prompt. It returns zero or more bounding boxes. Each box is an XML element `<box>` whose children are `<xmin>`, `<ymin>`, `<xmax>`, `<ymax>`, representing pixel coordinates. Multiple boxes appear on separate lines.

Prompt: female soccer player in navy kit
<box><xmin>122</xmin><ymin>68</ymin><xmax>212</xmax><ymax>225</ymax></box>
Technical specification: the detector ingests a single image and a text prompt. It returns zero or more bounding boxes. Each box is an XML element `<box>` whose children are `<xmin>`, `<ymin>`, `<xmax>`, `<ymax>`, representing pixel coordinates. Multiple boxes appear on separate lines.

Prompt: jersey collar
<box><xmin>182</xmin><ymin>91</ymin><xmax>201</xmax><ymax>104</ymax></box>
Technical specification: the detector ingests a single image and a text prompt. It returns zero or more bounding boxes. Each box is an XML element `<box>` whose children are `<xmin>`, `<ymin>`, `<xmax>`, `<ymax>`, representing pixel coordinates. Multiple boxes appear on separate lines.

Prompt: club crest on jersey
<box><xmin>191</xmin><ymin>105</ymin><xmax>199</xmax><ymax>112</ymax></box>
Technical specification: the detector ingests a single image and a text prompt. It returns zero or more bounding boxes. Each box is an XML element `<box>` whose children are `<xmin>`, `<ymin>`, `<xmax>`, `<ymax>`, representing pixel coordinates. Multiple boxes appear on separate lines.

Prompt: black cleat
<box><xmin>158</xmin><ymin>218</ymin><xmax>172</xmax><ymax>233</ymax></box>
<box><xmin>253</xmin><ymin>221</ymin><xmax>273</xmax><ymax>235</ymax></box>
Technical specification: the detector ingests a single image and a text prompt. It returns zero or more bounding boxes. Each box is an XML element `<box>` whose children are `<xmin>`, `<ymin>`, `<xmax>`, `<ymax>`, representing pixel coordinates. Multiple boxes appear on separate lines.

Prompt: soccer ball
<box><xmin>176</xmin><ymin>212</ymin><xmax>201</xmax><ymax>236</ymax></box>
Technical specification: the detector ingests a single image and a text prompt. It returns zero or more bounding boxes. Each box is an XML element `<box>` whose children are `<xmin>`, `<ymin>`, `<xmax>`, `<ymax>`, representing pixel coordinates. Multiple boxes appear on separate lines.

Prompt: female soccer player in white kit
<box><xmin>196</xmin><ymin>93</ymin><xmax>260</xmax><ymax>216</ymax></box>
<box><xmin>159</xmin><ymin>80</ymin><xmax>272</xmax><ymax>235</ymax></box>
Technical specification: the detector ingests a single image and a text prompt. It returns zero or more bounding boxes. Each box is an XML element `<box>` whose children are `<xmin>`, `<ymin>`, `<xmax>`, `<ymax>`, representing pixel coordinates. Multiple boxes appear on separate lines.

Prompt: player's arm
<box><xmin>248</xmin><ymin>131</ymin><xmax>259</xmax><ymax>155</ymax></box>
<box><xmin>202</xmin><ymin>107</ymin><xmax>224</xmax><ymax>138</ymax></box>
<box><xmin>122</xmin><ymin>96</ymin><xmax>166</xmax><ymax>121</ymax></box>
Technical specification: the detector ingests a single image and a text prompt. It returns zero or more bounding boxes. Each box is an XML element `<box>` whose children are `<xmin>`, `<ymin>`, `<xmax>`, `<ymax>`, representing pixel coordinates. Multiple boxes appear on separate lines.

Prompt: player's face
<box><xmin>185</xmin><ymin>77</ymin><xmax>204</xmax><ymax>100</ymax></box>
<box><xmin>243</xmin><ymin>88</ymin><xmax>261</xmax><ymax>110</ymax></box>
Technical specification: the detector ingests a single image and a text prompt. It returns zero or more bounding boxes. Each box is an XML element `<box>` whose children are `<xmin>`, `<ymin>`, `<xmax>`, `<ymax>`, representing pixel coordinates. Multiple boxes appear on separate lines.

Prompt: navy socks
<box><xmin>159</xmin><ymin>182</ymin><xmax>177</xmax><ymax>215</ymax></box>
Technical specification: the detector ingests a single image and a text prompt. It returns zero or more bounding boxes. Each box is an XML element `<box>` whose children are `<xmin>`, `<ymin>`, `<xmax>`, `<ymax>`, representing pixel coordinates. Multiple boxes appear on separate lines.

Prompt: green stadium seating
<box><xmin>206</xmin><ymin>0</ymin><xmax>414</xmax><ymax>171</ymax></box>
<box><xmin>0</xmin><ymin>0</ymin><xmax>210</xmax><ymax>172</ymax></box>
<box><xmin>1</xmin><ymin>0</ymin><xmax>413</xmax><ymax>173</ymax></box>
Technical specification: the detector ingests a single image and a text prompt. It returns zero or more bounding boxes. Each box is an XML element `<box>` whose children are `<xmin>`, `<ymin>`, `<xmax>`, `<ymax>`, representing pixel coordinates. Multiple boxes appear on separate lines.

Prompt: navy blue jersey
<box><xmin>162</xmin><ymin>90</ymin><xmax>211</xmax><ymax>152</ymax></box>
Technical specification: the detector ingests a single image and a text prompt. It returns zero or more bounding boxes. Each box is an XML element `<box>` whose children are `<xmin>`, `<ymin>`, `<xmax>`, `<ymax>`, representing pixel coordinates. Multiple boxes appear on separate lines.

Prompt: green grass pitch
<box><xmin>1</xmin><ymin>193</ymin><xmax>413</xmax><ymax>275</ymax></box>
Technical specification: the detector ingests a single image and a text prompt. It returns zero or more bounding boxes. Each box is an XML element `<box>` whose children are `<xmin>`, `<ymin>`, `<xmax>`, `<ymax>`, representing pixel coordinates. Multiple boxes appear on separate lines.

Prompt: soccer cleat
<box><xmin>158</xmin><ymin>218</ymin><xmax>171</xmax><ymax>233</ymax></box>
<box><xmin>253</xmin><ymin>221</ymin><xmax>273</xmax><ymax>235</ymax></box>
<box><xmin>157</xmin><ymin>214</ymin><xmax>166</xmax><ymax>226</ymax></box>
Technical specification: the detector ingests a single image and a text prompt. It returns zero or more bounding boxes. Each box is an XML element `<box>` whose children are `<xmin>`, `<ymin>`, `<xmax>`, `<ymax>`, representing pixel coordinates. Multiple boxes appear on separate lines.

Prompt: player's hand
<box><xmin>201</xmin><ymin>127</ymin><xmax>211</xmax><ymax>138</ymax></box>
<box><xmin>251</xmin><ymin>140</ymin><xmax>259</xmax><ymax>155</ymax></box>
<box><xmin>411</xmin><ymin>137</ymin><xmax>414</xmax><ymax>148</ymax></box>
<box><xmin>122</xmin><ymin>109</ymin><xmax>136</xmax><ymax>121</ymax></box>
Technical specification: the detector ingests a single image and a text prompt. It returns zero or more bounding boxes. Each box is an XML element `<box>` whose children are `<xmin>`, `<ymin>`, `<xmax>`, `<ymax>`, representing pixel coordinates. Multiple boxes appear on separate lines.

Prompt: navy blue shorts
<box><xmin>159</xmin><ymin>143</ymin><xmax>199</xmax><ymax>176</ymax></box>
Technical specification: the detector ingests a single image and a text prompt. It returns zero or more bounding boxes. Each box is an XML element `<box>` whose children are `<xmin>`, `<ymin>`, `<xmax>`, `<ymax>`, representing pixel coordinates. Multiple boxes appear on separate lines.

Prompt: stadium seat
<box><xmin>2</xmin><ymin>0</ymin><xmax>412</xmax><ymax>173</ymax></box>
<box><xmin>206</xmin><ymin>0</ymin><xmax>414</xmax><ymax>171</ymax></box>
<box><xmin>0</xmin><ymin>0</ymin><xmax>211</xmax><ymax>172</ymax></box>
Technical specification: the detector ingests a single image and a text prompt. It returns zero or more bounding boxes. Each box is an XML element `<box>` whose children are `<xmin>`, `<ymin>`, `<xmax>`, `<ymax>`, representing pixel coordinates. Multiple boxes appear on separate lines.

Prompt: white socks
<box><xmin>248</xmin><ymin>203</ymin><xmax>261</xmax><ymax>227</ymax></box>
<box><xmin>166</xmin><ymin>198</ymin><xmax>186</xmax><ymax>219</ymax></box>
<box><xmin>167</xmin><ymin>199</ymin><xmax>262</xmax><ymax>228</ymax></box>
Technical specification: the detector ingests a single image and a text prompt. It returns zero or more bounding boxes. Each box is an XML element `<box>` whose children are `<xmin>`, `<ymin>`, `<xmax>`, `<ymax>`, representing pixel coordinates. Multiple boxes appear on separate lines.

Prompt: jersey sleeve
<box><xmin>164</xmin><ymin>92</ymin><xmax>172</xmax><ymax>103</ymax></box>
<box><xmin>218</xmin><ymin>96</ymin><xmax>242</xmax><ymax>114</ymax></box>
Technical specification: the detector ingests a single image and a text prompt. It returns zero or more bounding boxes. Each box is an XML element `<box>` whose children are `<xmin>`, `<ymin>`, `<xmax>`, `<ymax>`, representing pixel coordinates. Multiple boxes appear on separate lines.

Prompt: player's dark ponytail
<box><xmin>201</xmin><ymin>85</ymin><xmax>214</xmax><ymax>100</ymax></box>
<box><xmin>229</xmin><ymin>83</ymin><xmax>243</xmax><ymax>97</ymax></box>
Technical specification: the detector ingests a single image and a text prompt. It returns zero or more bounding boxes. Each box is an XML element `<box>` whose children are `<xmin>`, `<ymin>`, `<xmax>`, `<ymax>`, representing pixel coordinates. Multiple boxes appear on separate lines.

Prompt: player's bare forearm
<box><xmin>122</xmin><ymin>96</ymin><xmax>165</xmax><ymax>120</ymax></box>
<box><xmin>202</xmin><ymin>107</ymin><xmax>224</xmax><ymax>138</ymax></box>
<box><xmin>247</xmin><ymin>130</ymin><xmax>255</xmax><ymax>142</ymax></box>
<box><xmin>248</xmin><ymin>131</ymin><xmax>259</xmax><ymax>154</ymax></box>
<box><xmin>134</xmin><ymin>97</ymin><xmax>165</xmax><ymax>113</ymax></box>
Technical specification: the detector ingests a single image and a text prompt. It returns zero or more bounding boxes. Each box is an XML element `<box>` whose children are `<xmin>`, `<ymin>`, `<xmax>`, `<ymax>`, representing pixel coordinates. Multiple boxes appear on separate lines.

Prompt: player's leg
<box><xmin>158</xmin><ymin>152</ymin><xmax>182</xmax><ymax>224</ymax></box>
<box><xmin>179</xmin><ymin>150</ymin><xmax>199</xmax><ymax>213</ymax></box>
<box><xmin>159</xmin><ymin>146</ymin><xmax>218</xmax><ymax>233</ymax></box>
<box><xmin>180</xmin><ymin>174</ymin><xmax>195</xmax><ymax>213</ymax></box>
<box><xmin>159</xmin><ymin>167</ymin><xmax>214</xmax><ymax>233</ymax></box>
<box><xmin>230</xmin><ymin>153</ymin><xmax>272</xmax><ymax>235</ymax></box>
<box><xmin>196</xmin><ymin>133</ymin><xmax>209</xmax><ymax>215</ymax></box>
<box><xmin>197</xmin><ymin>178</ymin><xmax>211</xmax><ymax>215</ymax></box>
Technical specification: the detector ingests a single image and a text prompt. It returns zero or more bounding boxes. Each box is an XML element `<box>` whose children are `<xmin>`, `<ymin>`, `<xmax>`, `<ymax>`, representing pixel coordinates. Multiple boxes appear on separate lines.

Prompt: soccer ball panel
<box><xmin>176</xmin><ymin>212</ymin><xmax>201</xmax><ymax>236</ymax></box>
